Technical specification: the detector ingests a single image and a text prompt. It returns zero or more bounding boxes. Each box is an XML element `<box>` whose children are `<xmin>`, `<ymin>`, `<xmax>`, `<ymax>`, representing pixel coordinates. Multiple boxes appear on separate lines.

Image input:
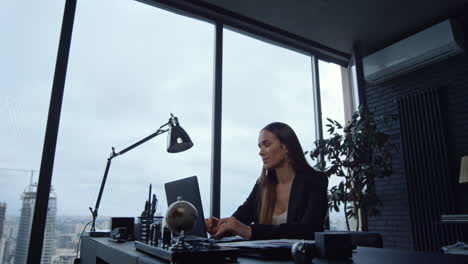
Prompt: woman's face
<box><xmin>258</xmin><ymin>129</ymin><xmax>288</xmax><ymax>169</ymax></box>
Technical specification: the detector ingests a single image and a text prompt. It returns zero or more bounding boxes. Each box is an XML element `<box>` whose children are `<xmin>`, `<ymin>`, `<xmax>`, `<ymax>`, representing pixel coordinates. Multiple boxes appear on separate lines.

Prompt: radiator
<box><xmin>397</xmin><ymin>87</ymin><xmax>462</xmax><ymax>251</ymax></box>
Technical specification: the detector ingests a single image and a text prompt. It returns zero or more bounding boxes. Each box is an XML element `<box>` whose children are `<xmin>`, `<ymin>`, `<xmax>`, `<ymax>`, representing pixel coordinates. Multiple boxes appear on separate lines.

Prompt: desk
<box><xmin>80</xmin><ymin>237</ymin><xmax>468</xmax><ymax>264</ymax></box>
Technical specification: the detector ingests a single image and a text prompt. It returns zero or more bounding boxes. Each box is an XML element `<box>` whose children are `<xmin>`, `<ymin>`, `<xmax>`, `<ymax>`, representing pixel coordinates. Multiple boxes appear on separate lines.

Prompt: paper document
<box><xmin>219</xmin><ymin>239</ymin><xmax>313</xmax><ymax>249</ymax></box>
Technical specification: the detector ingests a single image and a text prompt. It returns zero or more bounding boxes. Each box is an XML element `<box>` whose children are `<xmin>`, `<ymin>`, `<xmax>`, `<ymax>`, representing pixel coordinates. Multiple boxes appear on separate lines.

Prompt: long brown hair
<box><xmin>258</xmin><ymin>122</ymin><xmax>312</xmax><ymax>224</ymax></box>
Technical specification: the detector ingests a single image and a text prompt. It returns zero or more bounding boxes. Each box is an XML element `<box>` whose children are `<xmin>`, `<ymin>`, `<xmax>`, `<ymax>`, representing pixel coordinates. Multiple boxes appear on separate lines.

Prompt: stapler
<box><xmin>109</xmin><ymin>227</ymin><xmax>128</xmax><ymax>242</ymax></box>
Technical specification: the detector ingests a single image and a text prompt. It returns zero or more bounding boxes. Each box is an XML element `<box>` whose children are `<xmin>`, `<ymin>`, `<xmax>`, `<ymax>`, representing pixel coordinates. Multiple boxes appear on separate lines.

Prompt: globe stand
<box><xmin>169</xmin><ymin>230</ymin><xmax>192</xmax><ymax>251</ymax></box>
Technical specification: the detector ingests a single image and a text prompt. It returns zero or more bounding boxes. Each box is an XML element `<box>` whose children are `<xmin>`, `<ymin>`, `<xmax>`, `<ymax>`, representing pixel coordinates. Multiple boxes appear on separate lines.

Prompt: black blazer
<box><xmin>232</xmin><ymin>168</ymin><xmax>328</xmax><ymax>240</ymax></box>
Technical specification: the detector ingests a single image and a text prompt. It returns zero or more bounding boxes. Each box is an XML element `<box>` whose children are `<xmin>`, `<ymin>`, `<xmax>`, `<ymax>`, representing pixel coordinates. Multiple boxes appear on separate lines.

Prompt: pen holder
<box><xmin>137</xmin><ymin>216</ymin><xmax>163</xmax><ymax>244</ymax></box>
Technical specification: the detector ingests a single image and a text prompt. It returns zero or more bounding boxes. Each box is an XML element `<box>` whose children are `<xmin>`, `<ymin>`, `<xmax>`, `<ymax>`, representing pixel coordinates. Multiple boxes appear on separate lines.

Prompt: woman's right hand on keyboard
<box><xmin>205</xmin><ymin>216</ymin><xmax>220</xmax><ymax>236</ymax></box>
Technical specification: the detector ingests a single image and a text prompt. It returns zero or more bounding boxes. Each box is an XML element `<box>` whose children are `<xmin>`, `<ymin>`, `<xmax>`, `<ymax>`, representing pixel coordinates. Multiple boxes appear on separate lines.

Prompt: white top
<box><xmin>272</xmin><ymin>210</ymin><xmax>288</xmax><ymax>225</ymax></box>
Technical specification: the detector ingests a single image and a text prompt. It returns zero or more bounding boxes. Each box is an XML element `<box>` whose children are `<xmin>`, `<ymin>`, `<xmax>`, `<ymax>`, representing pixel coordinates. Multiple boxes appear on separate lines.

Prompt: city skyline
<box><xmin>0</xmin><ymin>182</ymin><xmax>107</xmax><ymax>264</ymax></box>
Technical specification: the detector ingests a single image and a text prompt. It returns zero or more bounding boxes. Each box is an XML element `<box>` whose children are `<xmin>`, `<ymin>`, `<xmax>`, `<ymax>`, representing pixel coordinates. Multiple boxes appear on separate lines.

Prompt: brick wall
<box><xmin>365</xmin><ymin>53</ymin><xmax>468</xmax><ymax>249</ymax></box>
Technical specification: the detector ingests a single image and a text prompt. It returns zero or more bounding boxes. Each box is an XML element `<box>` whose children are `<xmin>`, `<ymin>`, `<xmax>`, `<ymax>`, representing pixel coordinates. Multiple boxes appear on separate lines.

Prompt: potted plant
<box><xmin>308</xmin><ymin>106</ymin><xmax>394</xmax><ymax>231</ymax></box>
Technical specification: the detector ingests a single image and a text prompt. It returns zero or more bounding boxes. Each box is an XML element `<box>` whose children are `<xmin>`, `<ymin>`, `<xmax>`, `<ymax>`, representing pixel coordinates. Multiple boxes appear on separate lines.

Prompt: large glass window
<box><xmin>2</xmin><ymin>2</ymin><xmax>355</xmax><ymax>261</ymax></box>
<box><xmin>50</xmin><ymin>0</ymin><xmax>213</xmax><ymax>260</ymax></box>
<box><xmin>318</xmin><ymin>60</ymin><xmax>348</xmax><ymax>230</ymax></box>
<box><xmin>221</xmin><ymin>29</ymin><xmax>316</xmax><ymax>217</ymax></box>
<box><xmin>0</xmin><ymin>0</ymin><xmax>64</xmax><ymax>263</ymax></box>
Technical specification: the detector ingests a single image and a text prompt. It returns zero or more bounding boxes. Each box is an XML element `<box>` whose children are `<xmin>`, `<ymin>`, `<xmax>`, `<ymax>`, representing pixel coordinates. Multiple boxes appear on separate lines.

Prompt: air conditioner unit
<box><xmin>363</xmin><ymin>19</ymin><xmax>465</xmax><ymax>84</ymax></box>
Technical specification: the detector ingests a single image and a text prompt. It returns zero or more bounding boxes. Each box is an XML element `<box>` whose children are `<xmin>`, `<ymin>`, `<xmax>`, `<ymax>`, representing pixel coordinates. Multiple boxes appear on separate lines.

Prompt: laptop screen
<box><xmin>164</xmin><ymin>176</ymin><xmax>207</xmax><ymax>238</ymax></box>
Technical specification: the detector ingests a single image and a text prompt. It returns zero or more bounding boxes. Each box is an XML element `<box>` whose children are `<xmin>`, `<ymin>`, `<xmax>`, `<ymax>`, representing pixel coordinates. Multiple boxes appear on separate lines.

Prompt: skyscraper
<box><xmin>14</xmin><ymin>183</ymin><xmax>57</xmax><ymax>264</ymax></box>
<box><xmin>0</xmin><ymin>202</ymin><xmax>6</xmax><ymax>239</ymax></box>
<box><xmin>0</xmin><ymin>202</ymin><xmax>7</xmax><ymax>263</ymax></box>
<box><xmin>1</xmin><ymin>229</ymin><xmax>14</xmax><ymax>264</ymax></box>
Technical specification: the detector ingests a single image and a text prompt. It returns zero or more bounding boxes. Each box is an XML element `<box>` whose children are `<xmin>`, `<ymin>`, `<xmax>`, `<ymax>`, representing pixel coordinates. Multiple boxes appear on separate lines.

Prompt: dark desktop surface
<box><xmin>80</xmin><ymin>236</ymin><xmax>468</xmax><ymax>264</ymax></box>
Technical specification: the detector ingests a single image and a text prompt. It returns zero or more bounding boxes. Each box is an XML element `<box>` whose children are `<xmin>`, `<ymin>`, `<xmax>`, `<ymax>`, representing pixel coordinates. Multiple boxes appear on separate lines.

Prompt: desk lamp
<box><xmin>89</xmin><ymin>113</ymin><xmax>193</xmax><ymax>233</ymax></box>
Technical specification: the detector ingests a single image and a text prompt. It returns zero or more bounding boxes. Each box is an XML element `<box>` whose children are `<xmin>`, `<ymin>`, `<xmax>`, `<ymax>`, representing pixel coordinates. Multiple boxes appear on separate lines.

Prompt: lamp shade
<box><xmin>460</xmin><ymin>156</ymin><xmax>468</xmax><ymax>184</ymax></box>
<box><xmin>167</xmin><ymin>118</ymin><xmax>193</xmax><ymax>153</ymax></box>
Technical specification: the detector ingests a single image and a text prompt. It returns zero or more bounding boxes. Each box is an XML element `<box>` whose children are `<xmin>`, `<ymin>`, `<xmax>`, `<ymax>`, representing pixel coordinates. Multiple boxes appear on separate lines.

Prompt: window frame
<box><xmin>28</xmin><ymin>0</ymin><xmax>354</xmax><ymax>261</ymax></box>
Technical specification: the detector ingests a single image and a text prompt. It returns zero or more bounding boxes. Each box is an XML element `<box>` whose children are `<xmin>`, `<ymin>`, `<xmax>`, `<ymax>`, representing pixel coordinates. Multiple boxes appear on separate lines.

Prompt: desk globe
<box><xmin>165</xmin><ymin>196</ymin><xmax>198</xmax><ymax>250</ymax></box>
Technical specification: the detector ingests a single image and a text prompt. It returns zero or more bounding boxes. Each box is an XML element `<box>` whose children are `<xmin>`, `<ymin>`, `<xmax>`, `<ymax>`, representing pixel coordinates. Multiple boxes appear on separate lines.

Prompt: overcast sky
<box><xmin>0</xmin><ymin>0</ymin><xmax>346</xmax><ymax>229</ymax></box>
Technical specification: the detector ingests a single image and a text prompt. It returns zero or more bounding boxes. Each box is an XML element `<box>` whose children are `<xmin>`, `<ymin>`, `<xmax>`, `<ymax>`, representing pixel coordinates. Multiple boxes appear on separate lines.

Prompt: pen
<box><xmin>151</xmin><ymin>194</ymin><xmax>157</xmax><ymax>217</ymax></box>
<box><xmin>142</xmin><ymin>200</ymin><xmax>149</xmax><ymax>217</ymax></box>
<box><xmin>146</xmin><ymin>183</ymin><xmax>152</xmax><ymax>223</ymax></box>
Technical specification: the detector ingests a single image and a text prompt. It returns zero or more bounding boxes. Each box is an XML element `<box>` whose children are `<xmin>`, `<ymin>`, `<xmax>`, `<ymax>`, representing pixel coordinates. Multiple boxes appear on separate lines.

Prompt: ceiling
<box><xmin>199</xmin><ymin>0</ymin><xmax>468</xmax><ymax>57</ymax></box>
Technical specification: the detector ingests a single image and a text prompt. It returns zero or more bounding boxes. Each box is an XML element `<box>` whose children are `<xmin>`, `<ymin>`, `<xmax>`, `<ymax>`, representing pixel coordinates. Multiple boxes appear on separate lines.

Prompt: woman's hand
<box><xmin>214</xmin><ymin>216</ymin><xmax>252</xmax><ymax>240</ymax></box>
<box><xmin>205</xmin><ymin>216</ymin><xmax>220</xmax><ymax>236</ymax></box>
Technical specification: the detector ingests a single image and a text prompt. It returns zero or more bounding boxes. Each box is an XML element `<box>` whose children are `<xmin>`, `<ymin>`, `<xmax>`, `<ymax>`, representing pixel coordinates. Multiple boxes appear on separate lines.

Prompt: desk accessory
<box><xmin>109</xmin><ymin>227</ymin><xmax>128</xmax><ymax>242</ymax></box>
<box><xmin>165</xmin><ymin>196</ymin><xmax>198</xmax><ymax>250</ymax></box>
<box><xmin>220</xmin><ymin>239</ymin><xmax>301</xmax><ymax>259</ymax></box>
<box><xmin>84</xmin><ymin>231</ymin><xmax>109</xmax><ymax>237</ymax></box>
<box><xmin>134</xmin><ymin>240</ymin><xmax>239</xmax><ymax>263</ymax></box>
<box><xmin>87</xmin><ymin>114</ymin><xmax>193</xmax><ymax>235</ymax></box>
<box><xmin>150</xmin><ymin>222</ymin><xmax>161</xmax><ymax>246</ymax></box>
<box><xmin>134</xmin><ymin>197</ymin><xmax>240</xmax><ymax>263</ymax></box>
<box><xmin>147</xmin><ymin>184</ymin><xmax>152</xmax><ymax>230</ymax></box>
<box><xmin>138</xmin><ymin>185</ymin><xmax>161</xmax><ymax>243</ymax></box>
<box><xmin>151</xmin><ymin>216</ymin><xmax>163</xmax><ymax>246</ymax></box>
<box><xmin>162</xmin><ymin>225</ymin><xmax>172</xmax><ymax>248</ymax></box>
<box><xmin>151</xmin><ymin>194</ymin><xmax>158</xmax><ymax>218</ymax></box>
<box><xmin>137</xmin><ymin>216</ymin><xmax>163</xmax><ymax>243</ymax></box>
<box><xmin>291</xmin><ymin>240</ymin><xmax>315</xmax><ymax>264</ymax></box>
<box><xmin>110</xmin><ymin>217</ymin><xmax>134</xmax><ymax>240</ymax></box>
<box><xmin>315</xmin><ymin>232</ymin><xmax>352</xmax><ymax>260</ymax></box>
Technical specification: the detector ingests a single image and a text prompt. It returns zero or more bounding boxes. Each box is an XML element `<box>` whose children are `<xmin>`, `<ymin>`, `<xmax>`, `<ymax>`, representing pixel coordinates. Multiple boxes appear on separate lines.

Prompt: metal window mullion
<box><xmin>311</xmin><ymin>56</ymin><xmax>323</xmax><ymax>141</ymax></box>
<box><xmin>311</xmin><ymin>56</ymin><xmax>330</xmax><ymax>230</ymax></box>
<box><xmin>352</xmin><ymin>43</ymin><xmax>367</xmax><ymax>108</ymax></box>
<box><xmin>27</xmin><ymin>0</ymin><xmax>77</xmax><ymax>263</ymax></box>
<box><xmin>210</xmin><ymin>22</ymin><xmax>223</xmax><ymax>219</ymax></box>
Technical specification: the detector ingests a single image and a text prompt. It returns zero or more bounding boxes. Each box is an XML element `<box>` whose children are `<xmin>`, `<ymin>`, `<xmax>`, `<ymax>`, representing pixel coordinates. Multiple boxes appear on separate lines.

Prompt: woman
<box><xmin>206</xmin><ymin>122</ymin><xmax>328</xmax><ymax>240</ymax></box>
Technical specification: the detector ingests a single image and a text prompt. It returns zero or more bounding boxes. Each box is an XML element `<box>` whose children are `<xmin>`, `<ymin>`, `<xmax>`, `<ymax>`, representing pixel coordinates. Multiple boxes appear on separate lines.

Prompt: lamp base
<box><xmin>86</xmin><ymin>231</ymin><xmax>110</xmax><ymax>237</ymax></box>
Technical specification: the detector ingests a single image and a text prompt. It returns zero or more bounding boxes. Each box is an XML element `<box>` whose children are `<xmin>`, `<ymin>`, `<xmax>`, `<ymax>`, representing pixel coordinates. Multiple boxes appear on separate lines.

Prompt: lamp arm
<box><xmin>115</xmin><ymin>123</ymin><xmax>169</xmax><ymax>156</ymax></box>
<box><xmin>89</xmin><ymin>123</ymin><xmax>170</xmax><ymax>232</ymax></box>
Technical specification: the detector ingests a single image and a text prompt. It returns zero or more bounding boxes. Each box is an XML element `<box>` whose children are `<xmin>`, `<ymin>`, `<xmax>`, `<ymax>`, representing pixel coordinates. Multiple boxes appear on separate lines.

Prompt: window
<box><xmin>221</xmin><ymin>28</ymin><xmax>316</xmax><ymax>217</ymax></box>
<box><xmin>0</xmin><ymin>0</ymin><xmax>64</xmax><ymax>263</ymax></box>
<box><xmin>51</xmin><ymin>0</ymin><xmax>213</xmax><ymax>259</ymax></box>
<box><xmin>3</xmin><ymin>2</ymin><xmax>356</xmax><ymax>260</ymax></box>
<box><xmin>318</xmin><ymin>60</ymin><xmax>349</xmax><ymax>230</ymax></box>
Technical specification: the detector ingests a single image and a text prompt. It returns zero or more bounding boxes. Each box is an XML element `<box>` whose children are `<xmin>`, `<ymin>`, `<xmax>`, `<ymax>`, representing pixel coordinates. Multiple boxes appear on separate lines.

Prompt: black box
<box><xmin>315</xmin><ymin>232</ymin><xmax>352</xmax><ymax>260</ymax></box>
<box><xmin>111</xmin><ymin>217</ymin><xmax>135</xmax><ymax>240</ymax></box>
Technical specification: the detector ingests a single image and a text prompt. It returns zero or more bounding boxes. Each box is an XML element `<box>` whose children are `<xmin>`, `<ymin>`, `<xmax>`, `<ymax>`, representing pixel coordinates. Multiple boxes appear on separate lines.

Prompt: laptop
<box><xmin>164</xmin><ymin>176</ymin><xmax>244</xmax><ymax>243</ymax></box>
